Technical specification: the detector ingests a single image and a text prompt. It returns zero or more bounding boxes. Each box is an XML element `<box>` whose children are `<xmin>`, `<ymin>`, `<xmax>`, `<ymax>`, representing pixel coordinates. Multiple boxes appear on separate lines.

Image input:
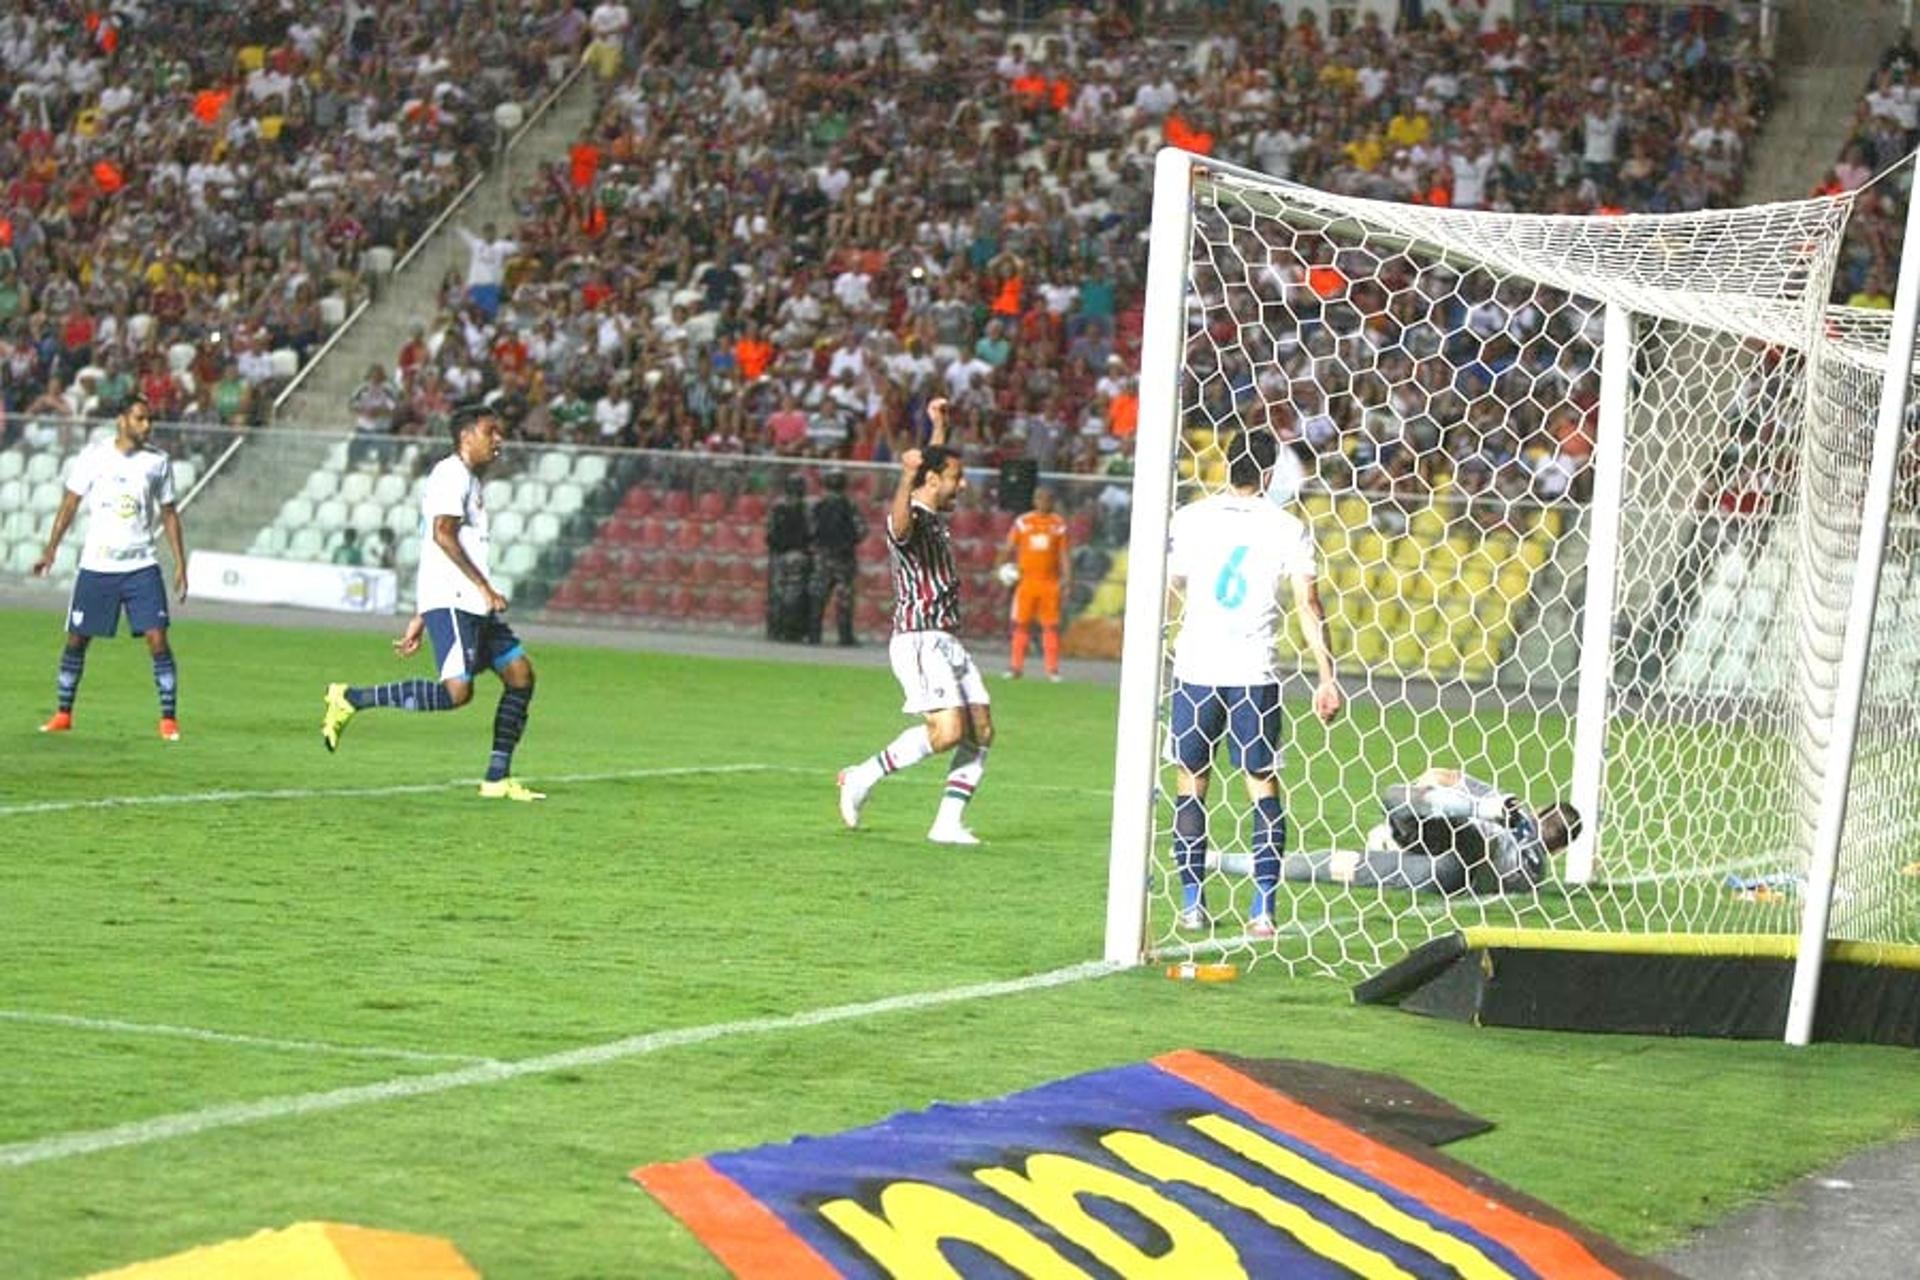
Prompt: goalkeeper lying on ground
<box><xmin>1267</xmin><ymin>769</ymin><xmax>1582</xmax><ymax>895</ymax></box>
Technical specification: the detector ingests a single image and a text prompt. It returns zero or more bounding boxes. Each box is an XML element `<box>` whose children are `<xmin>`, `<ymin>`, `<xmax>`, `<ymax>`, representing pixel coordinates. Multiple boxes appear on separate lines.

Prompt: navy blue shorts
<box><xmin>68</xmin><ymin>565</ymin><xmax>169</xmax><ymax>638</ymax></box>
<box><xmin>1166</xmin><ymin>681</ymin><xmax>1284</xmax><ymax>775</ymax></box>
<box><xmin>423</xmin><ymin>607</ymin><xmax>526</xmax><ymax>683</ymax></box>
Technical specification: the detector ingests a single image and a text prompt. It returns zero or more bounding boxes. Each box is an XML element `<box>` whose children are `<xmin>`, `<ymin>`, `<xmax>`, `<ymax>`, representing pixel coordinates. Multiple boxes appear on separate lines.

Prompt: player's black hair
<box><xmin>1228</xmin><ymin>428</ymin><xmax>1279</xmax><ymax>489</ymax></box>
<box><xmin>822</xmin><ymin>470</ymin><xmax>847</xmax><ymax>492</ymax></box>
<box><xmin>449</xmin><ymin>401</ymin><xmax>496</xmax><ymax>443</ymax></box>
<box><xmin>1537</xmin><ymin>802</ymin><xmax>1584</xmax><ymax>855</ymax></box>
<box><xmin>913</xmin><ymin>445</ymin><xmax>960</xmax><ymax>489</ymax></box>
<box><xmin>125</xmin><ymin>392</ymin><xmax>150</xmax><ymax>412</ymax></box>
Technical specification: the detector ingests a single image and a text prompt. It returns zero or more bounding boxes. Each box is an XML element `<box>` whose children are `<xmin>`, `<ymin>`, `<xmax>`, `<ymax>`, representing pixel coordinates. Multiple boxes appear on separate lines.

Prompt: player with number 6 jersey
<box><xmin>1166</xmin><ymin>429</ymin><xmax>1341</xmax><ymax>938</ymax></box>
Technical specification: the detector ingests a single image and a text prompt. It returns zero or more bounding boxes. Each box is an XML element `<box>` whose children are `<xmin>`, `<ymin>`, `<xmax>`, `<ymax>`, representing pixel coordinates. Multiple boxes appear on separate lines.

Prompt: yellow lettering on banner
<box><xmin>1189</xmin><ymin>1114</ymin><xmax>1515</xmax><ymax>1280</ymax></box>
<box><xmin>974</xmin><ymin>1152</ymin><xmax>1247</xmax><ymax>1279</ymax></box>
<box><xmin>1102</xmin><ymin>1130</ymin><xmax>1418</xmax><ymax>1280</ymax></box>
<box><xmin>819</xmin><ymin>1181</ymin><xmax>1091</xmax><ymax>1279</ymax></box>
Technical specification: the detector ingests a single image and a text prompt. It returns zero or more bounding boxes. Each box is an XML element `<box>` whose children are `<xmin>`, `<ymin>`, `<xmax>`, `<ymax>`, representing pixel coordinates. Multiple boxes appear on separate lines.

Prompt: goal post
<box><xmin>1105</xmin><ymin>147</ymin><xmax>1920</xmax><ymax>1036</ymax></box>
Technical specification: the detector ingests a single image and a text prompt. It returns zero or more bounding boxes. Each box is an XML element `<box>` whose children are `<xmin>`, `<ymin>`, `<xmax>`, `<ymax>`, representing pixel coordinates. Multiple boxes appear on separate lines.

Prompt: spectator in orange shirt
<box><xmin>1108</xmin><ymin>378</ymin><xmax>1138</xmax><ymax>440</ymax></box>
<box><xmin>996</xmin><ymin>487</ymin><xmax>1071</xmax><ymax>681</ymax></box>
<box><xmin>734</xmin><ymin>325</ymin><xmax>774</xmax><ymax>382</ymax></box>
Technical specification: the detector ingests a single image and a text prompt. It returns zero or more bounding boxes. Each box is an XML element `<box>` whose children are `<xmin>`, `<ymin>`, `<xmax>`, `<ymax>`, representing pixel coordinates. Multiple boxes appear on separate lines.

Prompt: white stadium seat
<box><xmin>512</xmin><ymin>480</ymin><xmax>550</xmax><ymax>512</ymax></box>
<box><xmin>492</xmin><ymin>510</ymin><xmax>525</xmax><ymax>543</ymax></box>
<box><xmin>573</xmin><ymin>453</ymin><xmax>608</xmax><ymax>486</ymax></box>
<box><xmin>250</xmin><ymin>526</ymin><xmax>287</xmax><ymax>556</ymax></box>
<box><xmin>314</xmin><ymin>500</ymin><xmax>349</xmax><ymax>532</ymax></box>
<box><xmin>349</xmin><ymin>500</ymin><xmax>383</xmax><ymax>530</ymax></box>
<box><xmin>304</xmin><ymin>471</ymin><xmax>339</xmax><ymax>502</ymax></box>
<box><xmin>483</xmin><ymin>479</ymin><xmax>513</xmax><ymax>511</ymax></box>
<box><xmin>536</xmin><ymin>451</ymin><xmax>572</xmax><ymax>484</ymax></box>
<box><xmin>286</xmin><ymin>527</ymin><xmax>325</xmax><ymax>560</ymax></box>
<box><xmin>338</xmin><ymin>472</ymin><xmax>373</xmax><ymax>504</ymax></box>
<box><xmin>30</xmin><ymin>481</ymin><xmax>64</xmax><ymax>514</ymax></box>
<box><xmin>396</xmin><ymin>538</ymin><xmax>421</xmax><ymax>569</ymax></box>
<box><xmin>385</xmin><ymin>502</ymin><xmax>416</xmax><ymax>535</ymax></box>
<box><xmin>281</xmin><ymin>497</ymin><xmax>316</xmax><ymax>528</ymax></box>
<box><xmin>0</xmin><ymin>449</ymin><xmax>23</xmax><ymax>480</ymax></box>
<box><xmin>527</xmin><ymin>512</ymin><xmax>561</xmax><ymax>544</ymax></box>
<box><xmin>0</xmin><ymin>478</ymin><xmax>23</xmax><ymax>510</ymax></box>
<box><xmin>24</xmin><ymin>453</ymin><xmax>58</xmax><ymax>484</ymax></box>
<box><xmin>500</xmin><ymin>544</ymin><xmax>537</xmax><ymax>576</ymax></box>
<box><xmin>372</xmin><ymin>473</ymin><xmax>407</xmax><ymax>505</ymax></box>
<box><xmin>549</xmin><ymin>483</ymin><xmax>583</xmax><ymax>517</ymax></box>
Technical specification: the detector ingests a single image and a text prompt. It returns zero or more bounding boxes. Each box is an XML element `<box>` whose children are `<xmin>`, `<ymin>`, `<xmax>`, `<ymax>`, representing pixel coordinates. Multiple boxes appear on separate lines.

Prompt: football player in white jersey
<box><xmin>1165</xmin><ymin>429</ymin><xmax>1340</xmax><ymax>938</ymax></box>
<box><xmin>33</xmin><ymin>395</ymin><xmax>189</xmax><ymax>740</ymax></box>
<box><xmin>320</xmin><ymin>404</ymin><xmax>544</xmax><ymax>800</ymax></box>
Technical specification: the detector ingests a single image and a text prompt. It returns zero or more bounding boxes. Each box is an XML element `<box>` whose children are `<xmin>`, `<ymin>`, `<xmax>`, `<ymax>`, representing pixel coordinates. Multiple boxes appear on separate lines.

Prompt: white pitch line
<box><xmin>0</xmin><ymin>763</ymin><xmax>791</xmax><ymax>819</ymax></box>
<box><xmin>0</xmin><ymin>1011</ymin><xmax>494</xmax><ymax>1066</ymax></box>
<box><xmin>0</xmin><ymin>959</ymin><xmax>1119</xmax><ymax>1170</ymax></box>
<box><xmin>1601</xmin><ymin>851</ymin><xmax>1791</xmax><ymax>888</ymax></box>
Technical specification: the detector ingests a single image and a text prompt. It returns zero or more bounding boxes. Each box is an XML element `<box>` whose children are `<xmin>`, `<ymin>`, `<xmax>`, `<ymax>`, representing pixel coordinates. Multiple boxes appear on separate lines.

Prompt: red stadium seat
<box><xmin>671</xmin><ymin>522</ymin><xmax>705</xmax><ymax>552</ymax></box>
<box><xmin>950</xmin><ymin>509</ymin><xmax>987</xmax><ymax>539</ymax></box>
<box><xmin>623</xmin><ymin>582</ymin><xmax>661</xmax><ymax>615</ymax></box>
<box><xmin>660</xmin><ymin>490</ymin><xmax>692</xmax><ymax>518</ymax></box>
<box><xmin>576</xmin><ymin>547</ymin><xmax>611</xmax><ymax>578</ymax></box>
<box><xmin>987</xmin><ymin>511</ymin><xmax>1014</xmax><ymax>542</ymax></box>
<box><xmin>695</xmin><ymin>490</ymin><xmax>728</xmax><ymax>520</ymax></box>
<box><xmin>662</xmin><ymin>586</ymin><xmax>694</xmax><ymax>617</ymax></box>
<box><xmin>620</xmin><ymin>487</ymin><xmax>657</xmax><ymax>517</ymax></box>
<box><xmin>731</xmin><ymin>492</ymin><xmax>767</xmax><ymax>522</ymax></box>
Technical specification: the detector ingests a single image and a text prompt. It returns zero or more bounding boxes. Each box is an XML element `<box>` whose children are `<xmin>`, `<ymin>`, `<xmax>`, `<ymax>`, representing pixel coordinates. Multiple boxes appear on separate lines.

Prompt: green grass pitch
<box><xmin>2</xmin><ymin>606</ymin><xmax>1918</xmax><ymax>1277</ymax></box>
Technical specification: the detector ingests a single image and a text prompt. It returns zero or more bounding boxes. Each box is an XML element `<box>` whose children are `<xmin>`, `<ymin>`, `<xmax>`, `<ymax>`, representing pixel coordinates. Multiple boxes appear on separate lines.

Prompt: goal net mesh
<box><xmin>1144</xmin><ymin>163</ymin><xmax>1920</xmax><ymax>976</ymax></box>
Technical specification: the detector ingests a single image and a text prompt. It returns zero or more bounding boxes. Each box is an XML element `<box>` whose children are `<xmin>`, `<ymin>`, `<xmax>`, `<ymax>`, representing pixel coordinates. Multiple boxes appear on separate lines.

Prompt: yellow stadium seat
<box><xmin>1336</xmin><ymin>496</ymin><xmax>1369</xmax><ymax>530</ymax></box>
<box><xmin>1301</xmin><ymin>492</ymin><xmax>1333</xmax><ymax>521</ymax></box>
<box><xmin>1495</xmin><ymin>568</ymin><xmax>1531</xmax><ymax>604</ymax></box>
<box><xmin>1409</xmin><ymin>508</ymin><xmax>1445</xmax><ymax>542</ymax></box>
<box><xmin>1200</xmin><ymin>458</ymin><xmax>1227</xmax><ymax>488</ymax></box>
<box><xmin>1353</xmin><ymin>531</ymin><xmax>1385</xmax><ymax>566</ymax></box>
<box><xmin>1460</xmin><ymin>654</ymin><xmax>1493</xmax><ymax>681</ymax></box>
<box><xmin>1391</xmin><ymin>537</ymin><xmax>1424</xmax><ymax>569</ymax></box>
<box><xmin>1425</xmin><ymin>643</ymin><xmax>1462</xmax><ymax>674</ymax></box>
<box><xmin>1403</xmin><ymin>569</ymin><xmax>1436</xmax><ymax>602</ymax></box>
<box><xmin>1177</xmin><ymin>457</ymin><xmax>1195</xmax><ymax>481</ymax></box>
<box><xmin>1354</xmin><ymin>628</ymin><xmax>1388</xmax><ymax>667</ymax></box>
<box><xmin>1391</xmin><ymin>634</ymin><xmax>1425</xmax><ymax>671</ymax></box>
<box><xmin>1520</xmin><ymin>534</ymin><xmax>1551</xmax><ymax>569</ymax></box>
<box><xmin>1375</xmin><ymin>599</ymin><xmax>1408</xmax><ymax>631</ymax></box>
<box><xmin>1185</xmin><ymin>428</ymin><xmax>1217</xmax><ymax>451</ymax></box>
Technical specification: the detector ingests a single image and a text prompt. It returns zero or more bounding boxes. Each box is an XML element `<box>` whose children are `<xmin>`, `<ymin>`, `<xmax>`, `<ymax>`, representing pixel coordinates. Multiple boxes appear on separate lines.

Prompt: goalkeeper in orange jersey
<box><xmin>996</xmin><ymin>487</ymin><xmax>1071</xmax><ymax>681</ymax></box>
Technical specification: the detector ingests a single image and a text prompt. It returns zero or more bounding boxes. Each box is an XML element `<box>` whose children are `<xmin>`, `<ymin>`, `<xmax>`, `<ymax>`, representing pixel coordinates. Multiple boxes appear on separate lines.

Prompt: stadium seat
<box><xmin>950</xmin><ymin>509</ymin><xmax>987</xmax><ymax>539</ymax></box>
<box><xmin>287</xmin><ymin>528</ymin><xmax>325</xmax><ymax>560</ymax></box>
<box><xmin>573</xmin><ymin>453</ymin><xmax>609</xmax><ymax>487</ymax></box>
<box><xmin>731</xmin><ymin>492</ymin><xmax>766</xmax><ymax>521</ymax></box>
<box><xmin>250</xmin><ymin>526</ymin><xmax>287</xmax><ymax>557</ymax></box>
<box><xmin>396</xmin><ymin>539</ymin><xmax>421</xmax><ymax>569</ymax></box>
<box><xmin>483</xmin><ymin>480</ymin><xmax>514</xmax><ymax>510</ymax></box>
<box><xmin>302</xmin><ymin>471</ymin><xmax>338</xmax><ymax>502</ymax></box>
<box><xmin>24</xmin><ymin>453</ymin><xmax>58</xmax><ymax>484</ymax></box>
<box><xmin>173</xmin><ymin>461</ymin><xmax>199</xmax><ymax>494</ymax></box>
<box><xmin>349</xmin><ymin>501</ymin><xmax>383</xmax><ymax>530</ymax></box>
<box><xmin>537</xmin><ymin>452</ymin><xmax>571</xmax><ymax>485</ymax></box>
<box><xmin>659</xmin><ymin>489</ymin><xmax>692</xmax><ymax>518</ymax></box>
<box><xmin>493</xmin><ymin>510</ymin><xmax>526</xmax><ymax>543</ymax></box>
<box><xmin>550</xmin><ymin>483</ymin><xmax>584</xmax><ymax>517</ymax></box>
<box><xmin>385</xmin><ymin>502</ymin><xmax>416</xmax><ymax>535</ymax></box>
<box><xmin>619</xmin><ymin>486</ymin><xmax>656</xmax><ymax>517</ymax></box>
<box><xmin>670</xmin><ymin>522</ymin><xmax>704</xmax><ymax>552</ymax></box>
<box><xmin>372</xmin><ymin>473</ymin><xmax>408</xmax><ymax>506</ymax></box>
<box><xmin>514</xmin><ymin>480</ymin><xmax>551</xmax><ymax>513</ymax></box>
<box><xmin>338</xmin><ymin>473</ymin><xmax>374</xmax><ymax>505</ymax></box>
<box><xmin>528</xmin><ymin>512</ymin><xmax>561</xmax><ymax>544</ymax></box>
<box><xmin>695</xmin><ymin>490</ymin><xmax>728</xmax><ymax>521</ymax></box>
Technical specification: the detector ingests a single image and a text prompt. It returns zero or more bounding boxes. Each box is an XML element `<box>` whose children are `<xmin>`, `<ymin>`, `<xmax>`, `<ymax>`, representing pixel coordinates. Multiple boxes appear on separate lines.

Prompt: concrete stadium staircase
<box><xmin>182</xmin><ymin>68</ymin><xmax>603</xmax><ymax>556</ymax></box>
<box><xmin>1741</xmin><ymin>0</ymin><xmax>1903</xmax><ymax>202</ymax></box>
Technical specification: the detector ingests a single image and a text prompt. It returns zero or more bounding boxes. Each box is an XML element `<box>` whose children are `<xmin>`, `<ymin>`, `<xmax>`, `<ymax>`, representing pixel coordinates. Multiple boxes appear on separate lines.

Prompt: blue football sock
<box><xmin>1174</xmin><ymin>794</ymin><xmax>1208</xmax><ymax>905</ymax></box>
<box><xmin>151</xmin><ymin>647</ymin><xmax>177</xmax><ymax>718</ymax></box>
<box><xmin>485</xmin><ymin>683</ymin><xmax>534</xmax><ymax>782</ymax></box>
<box><xmin>56</xmin><ymin>644</ymin><xmax>87</xmax><ymax>713</ymax></box>
<box><xmin>1253</xmin><ymin>795</ymin><xmax>1287</xmax><ymax>918</ymax></box>
<box><xmin>347</xmin><ymin>680</ymin><xmax>456</xmax><ymax>712</ymax></box>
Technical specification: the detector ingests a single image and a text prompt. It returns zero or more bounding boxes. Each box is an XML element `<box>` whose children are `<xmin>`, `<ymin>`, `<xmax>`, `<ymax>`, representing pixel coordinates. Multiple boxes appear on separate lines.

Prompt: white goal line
<box><xmin>0</xmin><ymin>959</ymin><xmax>1120</xmax><ymax>1170</ymax></box>
<box><xmin>0</xmin><ymin>1010</ymin><xmax>495</xmax><ymax>1066</ymax></box>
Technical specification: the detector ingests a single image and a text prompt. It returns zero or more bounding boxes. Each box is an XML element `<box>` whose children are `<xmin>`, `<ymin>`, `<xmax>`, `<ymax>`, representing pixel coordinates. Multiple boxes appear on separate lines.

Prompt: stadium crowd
<box><xmin>359</xmin><ymin>0</ymin><xmax>1771</xmax><ymax>494</ymax></box>
<box><xmin>1820</xmin><ymin>28</ymin><xmax>1920</xmax><ymax>308</ymax></box>
<box><xmin>0</xmin><ymin>1</ymin><xmax>578</xmax><ymax>432</ymax></box>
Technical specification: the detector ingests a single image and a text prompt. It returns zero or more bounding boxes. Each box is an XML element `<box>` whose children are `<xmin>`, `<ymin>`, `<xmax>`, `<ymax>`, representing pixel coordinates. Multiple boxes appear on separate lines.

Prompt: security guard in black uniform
<box><xmin>765</xmin><ymin>474</ymin><xmax>814</xmax><ymax>642</ymax></box>
<box><xmin>809</xmin><ymin>470</ymin><xmax>864</xmax><ymax>646</ymax></box>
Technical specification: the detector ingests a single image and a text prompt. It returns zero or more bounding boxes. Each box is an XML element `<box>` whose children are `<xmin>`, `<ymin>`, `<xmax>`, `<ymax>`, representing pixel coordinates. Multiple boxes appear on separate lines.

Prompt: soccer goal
<box><xmin>1105</xmin><ymin>148</ymin><xmax>1920</xmax><ymax>1043</ymax></box>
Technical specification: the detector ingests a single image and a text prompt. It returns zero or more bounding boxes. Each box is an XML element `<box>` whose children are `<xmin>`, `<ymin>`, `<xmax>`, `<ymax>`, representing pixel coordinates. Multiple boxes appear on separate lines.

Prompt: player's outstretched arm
<box><xmin>1291</xmin><ymin>572</ymin><xmax>1342</xmax><ymax>723</ymax></box>
<box><xmin>161</xmin><ymin>503</ymin><xmax>188</xmax><ymax>601</ymax></box>
<box><xmin>889</xmin><ymin>448</ymin><xmax>921</xmax><ymax>542</ymax></box>
<box><xmin>31</xmin><ymin>492</ymin><xmax>81</xmax><ymax>577</ymax></box>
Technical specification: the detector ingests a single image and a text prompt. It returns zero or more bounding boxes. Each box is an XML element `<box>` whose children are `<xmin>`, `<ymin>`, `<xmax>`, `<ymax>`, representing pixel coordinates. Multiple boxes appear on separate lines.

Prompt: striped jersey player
<box><xmin>838</xmin><ymin>397</ymin><xmax>995</xmax><ymax>844</ymax></box>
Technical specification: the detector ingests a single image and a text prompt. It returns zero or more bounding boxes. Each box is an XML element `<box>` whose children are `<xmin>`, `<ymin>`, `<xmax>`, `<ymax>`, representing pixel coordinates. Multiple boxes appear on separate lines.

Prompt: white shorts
<box><xmin>889</xmin><ymin>630</ymin><xmax>991</xmax><ymax>715</ymax></box>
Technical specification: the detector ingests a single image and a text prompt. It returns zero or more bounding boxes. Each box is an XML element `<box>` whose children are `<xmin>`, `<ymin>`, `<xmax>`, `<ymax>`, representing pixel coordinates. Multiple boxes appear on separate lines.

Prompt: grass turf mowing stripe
<box><xmin>0</xmin><ymin>960</ymin><xmax>1121</xmax><ymax>1170</ymax></box>
<box><xmin>0</xmin><ymin>1011</ymin><xmax>495</xmax><ymax>1066</ymax></box>
<box><xmin>0</xmin><ymin>763</ymin><xmax>791</xmax><ymax>818</ymax></box>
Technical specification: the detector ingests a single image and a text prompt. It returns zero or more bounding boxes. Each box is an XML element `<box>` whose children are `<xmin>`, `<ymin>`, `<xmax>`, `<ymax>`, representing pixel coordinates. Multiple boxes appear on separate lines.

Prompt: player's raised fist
<box><xmin>900</xmin><ymin>447</ymin><xmax>924</xmax><ymax>476</ymax></box>
<box><xmin>926</xmin><ymin>397</ymin><xmax>949</xmax><ymax>422</ymax></box>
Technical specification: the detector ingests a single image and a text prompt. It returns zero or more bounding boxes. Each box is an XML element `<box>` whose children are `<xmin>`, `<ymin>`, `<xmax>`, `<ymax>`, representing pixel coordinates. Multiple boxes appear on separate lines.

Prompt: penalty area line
<box><xmin>0</xmin><ymin>959</ymin><xmax>1120</xmax><ymax>1170</ymax></box>
<box><xmin>0</xmin><ymin>763</ymin><xmax>792</xmax><ymax>819</ymax></box>
<box><xmin>0</xmin><ymin>1011</ymin><xmax>495</xmax><ymax>1066</ymax></box>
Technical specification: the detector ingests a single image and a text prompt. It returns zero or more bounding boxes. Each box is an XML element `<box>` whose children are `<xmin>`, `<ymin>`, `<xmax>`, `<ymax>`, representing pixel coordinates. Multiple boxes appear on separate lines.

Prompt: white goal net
<box><xmin>1105</xmin><ymin>150</ymin><xmax>1920</xmax><ymax>987</ymax></box>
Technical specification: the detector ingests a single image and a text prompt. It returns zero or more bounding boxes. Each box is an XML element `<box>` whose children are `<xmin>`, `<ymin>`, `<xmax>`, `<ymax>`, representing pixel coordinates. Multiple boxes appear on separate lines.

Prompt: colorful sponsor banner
<box><xmin>189</xmin><ymin>551</ymin><xmax>398</xmax><ymax>615</ymax></box>
<box><xmin>635</xmin><ymin>1050</ymin><xmax>1670</xmax><ymax>1279</ymax></box>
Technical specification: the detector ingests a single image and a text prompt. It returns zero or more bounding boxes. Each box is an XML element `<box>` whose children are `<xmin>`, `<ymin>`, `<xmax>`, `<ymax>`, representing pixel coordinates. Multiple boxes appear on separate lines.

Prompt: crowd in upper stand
<box><xmin>1820</xmin><ymin>28</ymin><xmax>1920</xmax><ymax>309</ymax></box>
<box><xmin>0</xmin><ymin>1</ymin><xmax>577</xmax><ymax>435</ymax></box>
